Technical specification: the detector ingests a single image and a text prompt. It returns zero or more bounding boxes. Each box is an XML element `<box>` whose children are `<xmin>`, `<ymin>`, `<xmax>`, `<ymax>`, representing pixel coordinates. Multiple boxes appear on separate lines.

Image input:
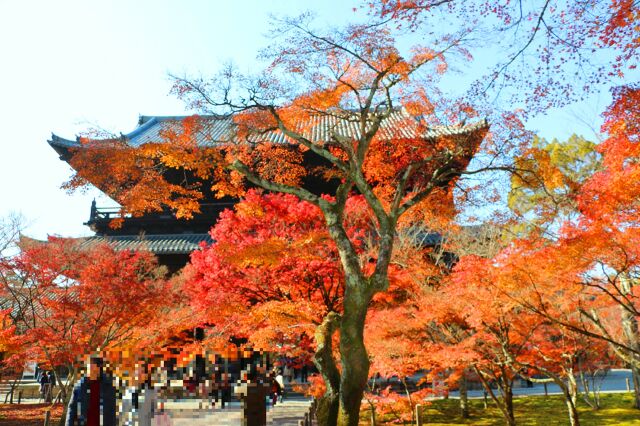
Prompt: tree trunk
<box><xmin>57</xmin><ymin>368</ymin><xmax>76</xmax><ymax>426</ymax></box>
<box><xmin>4</xmin><ymin>377</ymin><xmax>19</xmax><ymax>404</ymax></box>
<box><xmin>473</xmin><ymin>366</ymin><xmax>515</xmax><ymax>426</ymax></box>
<box><xmin>564</xmin><ymin>395</ymin><xmax>580</xmax><ymax>426</ymax></box>
<box><xmin>367</xmin><ymin>399</ymin><xmax>377</xmax><ymax>426</ymax></box>
<box><xmin>502</xmin><ymin>378</ymin><xmax>515</xmax><ymax>426</ymax></box>
<box><xmin>313</xmin><ymin>312</ymin><xmax>342</xmax><ymax>426</ymax></box>
<box><xmin>565</xmin><ymin>374</ymin><xmax>581</xmax><ymax>426</ymax></box>
<box><xmin>336</xmin><ymin>286</ymin><xmax>372</xmax><ymax>426</ymax></box>
<box><xmin>401</xmin><ymin>377</ymin><xmax>415</xmax><ymax>424</ymax></box>
<box><xmin>564</xmin><ymin>396</ymin><xmax>580</xmax><ymax>426</ymax></box>
<box><xmin>459</xmin><ymin>374</ymin><xmax>469</xmax><ymax>419</ymax></box>
<box><xmin>620</xmin><ymin>275</ymin><xmax>640</xmax><ymax>408</ymax></box>
<box><xmin>578</xmin><ymin>366</ymin><xmax>598</xmax><ymax>409</ymax></box>
<box><xmin>631</xmin><ymin>365</ymin><xmax>640</xmax><ymax>409</ymax></box>
<box><xmin>58</xmin><ymin>389</ymin><xmax>72</xmax><ymax>426</ymax></box>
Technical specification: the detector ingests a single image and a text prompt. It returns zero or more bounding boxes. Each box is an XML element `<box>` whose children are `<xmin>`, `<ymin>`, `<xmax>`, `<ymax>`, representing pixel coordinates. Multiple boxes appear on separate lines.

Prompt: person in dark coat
<box><xmin>47</xmin><ymin>371</ymin><xmax>56</xmax><ymax>387</ymax></box>
<box><xmin>46</xmin><ymin>370</ymin><xmax>56</xmax><ymax>402</ymax></box>
<box><xmin>235</xmin><ymin>368</ymin><xmax>268</xmax><ymax>426</ymax></box>
<box><xmin>65</xmin><ymin>356</ymin><xmax>117</xmax><ymax>426</ymax></box>
<box><xmin>39</xmin><ymin>371</ymin><xmax>50</xmax><ymax>399</ymax></box>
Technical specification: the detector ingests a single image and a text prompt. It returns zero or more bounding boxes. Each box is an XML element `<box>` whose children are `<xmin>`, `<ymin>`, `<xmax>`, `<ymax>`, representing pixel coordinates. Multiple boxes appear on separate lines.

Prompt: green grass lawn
<box><xmin>362</xmin><ymin>393</ymin><xmax>640</xmax><ymax>425</ymax></box>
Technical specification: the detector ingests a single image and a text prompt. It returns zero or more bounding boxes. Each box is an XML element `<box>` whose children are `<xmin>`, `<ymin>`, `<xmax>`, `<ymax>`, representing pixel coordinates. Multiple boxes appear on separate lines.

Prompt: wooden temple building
<box><xmin>47</xmin><ymin>111</ymin><xmax>488</xmax><ymax>273</ymax></box>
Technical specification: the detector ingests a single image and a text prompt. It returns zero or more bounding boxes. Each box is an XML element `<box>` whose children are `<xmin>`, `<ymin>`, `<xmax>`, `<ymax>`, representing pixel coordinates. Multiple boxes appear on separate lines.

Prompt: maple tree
<box><xmin>62</xmin><ymin>12</ymin><xmax>510</xmax><ymax>424</ymax></box>
<box><xmin>429</xmin><ymin>238</ymin><xmax>615</xmax><ymax>426</ymax></box>
<box><xmin>507</xmin><ymin>134</ymin><xmax>600</xmax><ymax>233</ymax></box>
<box><xmin>0</xmin><ymin>308</ymin><xmax>18</xmax><ymax>381</ymax></box>
<box><xmin>364</xmin><ymin>305</ymin><xmax>438</xmax><ymax>424</ymax></box>
<box><xmin>0</xmin><ymin>217</ymin><xmax>21</xmax><ymax>371</ymax></box>
<box><xmin>371</xmin><ymin>0</ymin><xmax>640</xmax><ymax>113</ymax></box>
<box><xmin>579</xmin><ymin>88</ymin><xmax>640</xmax><ymax>407</ymax></box>
<box><xmin>382</xmin><ymin>220</ymin><xmax>620</xmax><ymax>426</ymax></box>
<box><xmin>517</xmin><ymin>323</ymin><xmax>613</xmax><ymax>426</ymax></box>
<box><xmin>0</xmin><ymin>236</ymin><xmax>168</xmax><ymax>419</ymax></box>
<box><xmin>184</xmin><ymin>190</ymin><xmax>436</xmax><ymax>424</ymax></box>
<box><xmin>183</xmin><ymin>189</ymin><xmax>346</xmax><ymax>358</ymax></box>
<box><xmin>443</xmin><ymin>225</ymin><xmax>640</xmax><ymax>417</ymax></box>
<box><xmin>477</xmin><ymin>88</ymin><xmax>640</xmax><ymax>410</ymax></box>
<box><xmin>57</xmin><ymin>2</ymin><xmax>640</xmax><ymax>424</ymax></box>
<box><xmin>417</xmin><ymin>250</ymin><xmax>532</xmax><ymax>426</ymax></box>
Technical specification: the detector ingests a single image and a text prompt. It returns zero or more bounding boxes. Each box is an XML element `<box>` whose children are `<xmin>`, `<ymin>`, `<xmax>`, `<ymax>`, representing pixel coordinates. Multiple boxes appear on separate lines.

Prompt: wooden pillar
<box><xmin>44</xmin><ymin>410</ymin><xmax>50</xmax><ymax>426</ymax></box>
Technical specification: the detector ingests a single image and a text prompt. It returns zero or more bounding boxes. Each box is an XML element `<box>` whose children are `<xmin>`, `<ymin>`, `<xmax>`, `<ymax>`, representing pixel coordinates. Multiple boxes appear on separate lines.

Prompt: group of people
<box><xmin>66</xmin><ymin>356</ymin><xmax>144</xmax><ymax>426</ymax></box>
<box><xmin>277</xmin><ymin>358</ymin><xmax>310</xmax><ymax>383</ymax></box>
<box><xmin>37</xmin><ymin>369</ymin><xmax>55</xmax><ymax>402</ymax></box>
<box><xmin>63</xmin><ymin>350</ymin><xmax>308</xmax><ymax>426</ymax></box>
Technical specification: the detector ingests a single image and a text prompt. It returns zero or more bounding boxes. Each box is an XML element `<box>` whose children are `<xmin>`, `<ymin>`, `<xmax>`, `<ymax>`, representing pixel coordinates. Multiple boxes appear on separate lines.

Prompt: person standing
<box><xmin>235</xmin><ymin>368</ymin><xmax>268</xmax><ymax>426</ymax></box>
<box><xmin>46</xmin><ymin>371</ymin><xmax>56</xmax><ymax>402</ymax></box>
<box><xmin>39</xmin><ymin>371</ymin><xmax>50</xmax><ymax>401</ymax></box>
<box><xmin>274</xmin><ymin>369</ymin><xmax>285</xmax><ymax>403</ymax></box>
<box><xmin>283</xmin><ymin>364</ymin><xmax>293</xmax><ymax>384</ymax></box>
<box><xmin>65</xmin><ymin>355</ymin><xmax>117</xmax><ymax>426</ymax></box>
<box><xmin>268</xmin><ymin>371</ymin><xmax>281</xmax><ymax>406</ymax></box>
<box><xmin>120</xmin><ymin>362</ymin><xmax>157</xmax><ymax>426</ymax></box>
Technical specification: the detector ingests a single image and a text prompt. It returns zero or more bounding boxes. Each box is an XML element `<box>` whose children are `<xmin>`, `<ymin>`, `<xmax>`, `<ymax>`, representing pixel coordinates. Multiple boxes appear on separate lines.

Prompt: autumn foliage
<box><xmin>0</xmin><ymin>237</ymin><xmax>169</xmax><ymax>398</ymax></box>
<box><xmin>183</xmin><ymin>190</ymin><xmax>432</xmax><ymax>358</ymax></box>
<box><xmin>36</xmin><ymin>1</ymin><xmax>640</xmax><ymax>425</ymax></box>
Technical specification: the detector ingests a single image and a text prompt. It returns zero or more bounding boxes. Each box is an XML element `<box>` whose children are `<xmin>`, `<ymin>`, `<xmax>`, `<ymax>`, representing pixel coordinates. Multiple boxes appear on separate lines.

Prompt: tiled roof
<box><xmin>49</xmin><ymin>110</ymin><xmax>488</xmax><ymax>149</ymax></box>
<box><xmin>0</xmin><ymin>285</ymin><xmax>72</xmax><ymax>320</ymax></box>
<box><xmin>76</xmin><ymin>233</ymin><xmax>213</xmax><ymax>255</ymax></box>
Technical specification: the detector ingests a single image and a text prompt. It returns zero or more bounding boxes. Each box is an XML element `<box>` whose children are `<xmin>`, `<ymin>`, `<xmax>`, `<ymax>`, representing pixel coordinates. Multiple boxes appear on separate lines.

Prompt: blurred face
<box><xmin>87</xmin><ymin>359</ymin><xmax>101</xmax><ymax>381</ymax></box>
<box><xmin>135</xmin><ymin>364</ymin><xmax>147</xmax><ymax>385</ymax></box>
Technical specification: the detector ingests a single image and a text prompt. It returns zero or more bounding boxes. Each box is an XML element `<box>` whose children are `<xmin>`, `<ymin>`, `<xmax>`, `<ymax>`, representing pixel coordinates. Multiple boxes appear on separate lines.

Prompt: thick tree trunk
<box><xmin>459</xmin><ymin>374</ymin><xmax>469</xmax><ymax>419</ymax></box>
<box><xmin>320</xmin><ymin>198</ymin><xmax>385</xmax><ymax>425</ymax></box>
<box><xmin>336</xmin><ymin>286</ymin><xmax>372</xmax><ymax>426</ymax></box>
<box><xmin>313</xmin><ymin>312</ymin><xmax>342</xmax><ymax>426</ymax></box>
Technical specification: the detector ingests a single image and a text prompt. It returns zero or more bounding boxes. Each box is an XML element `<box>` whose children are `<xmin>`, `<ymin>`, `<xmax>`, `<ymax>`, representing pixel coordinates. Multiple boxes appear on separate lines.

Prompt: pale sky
<box><xmin>0</xmin><ymin>0</ymin><xmax>616</xmax><ymax>239</ymax></box>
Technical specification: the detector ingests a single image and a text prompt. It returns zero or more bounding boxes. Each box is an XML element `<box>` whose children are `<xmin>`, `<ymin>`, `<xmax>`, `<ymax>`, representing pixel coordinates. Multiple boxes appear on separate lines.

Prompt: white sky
<box><xmin>0</xmin><ymin>0</ymin><xmax>615</xmax><ymax>239</ymax></box>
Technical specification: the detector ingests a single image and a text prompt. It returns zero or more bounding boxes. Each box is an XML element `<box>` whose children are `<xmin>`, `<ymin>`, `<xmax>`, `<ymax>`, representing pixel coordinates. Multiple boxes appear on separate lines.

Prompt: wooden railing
<box><xmin>88</xmin><ymin>201</ymin><xmax>237</xmax><ymax>222</ymax></box>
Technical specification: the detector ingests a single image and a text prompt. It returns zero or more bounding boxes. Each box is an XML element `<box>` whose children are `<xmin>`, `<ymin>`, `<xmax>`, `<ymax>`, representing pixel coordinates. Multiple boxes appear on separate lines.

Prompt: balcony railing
<box><xmin>88</xmin><ymin>200</ymin><xmax>237</xmax><ymax>223</ymax></box>
<box><xmin>91</xmin><ymin>206</ymin><xmax>130</xmax><ymax>221</ymax></box>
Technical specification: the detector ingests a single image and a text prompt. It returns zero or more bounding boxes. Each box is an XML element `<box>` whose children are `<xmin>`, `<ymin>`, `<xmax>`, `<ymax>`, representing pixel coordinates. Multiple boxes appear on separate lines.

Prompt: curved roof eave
<box><xmin>48</xmin><ymin>133</ymin><xmax>81</xmax><ymax>149</ymax></box>
<box><xmin>48</xmin><ymin>116</ymin><xmax>162</xmax><ymax>149</ymax></box>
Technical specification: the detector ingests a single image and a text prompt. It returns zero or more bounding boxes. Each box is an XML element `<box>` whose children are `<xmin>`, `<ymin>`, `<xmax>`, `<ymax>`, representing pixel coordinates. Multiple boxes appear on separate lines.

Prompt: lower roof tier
<box><xmin>76</xmin><ymin>233</ymin><xmax>213</xmax><ymax>255</ymax></box>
